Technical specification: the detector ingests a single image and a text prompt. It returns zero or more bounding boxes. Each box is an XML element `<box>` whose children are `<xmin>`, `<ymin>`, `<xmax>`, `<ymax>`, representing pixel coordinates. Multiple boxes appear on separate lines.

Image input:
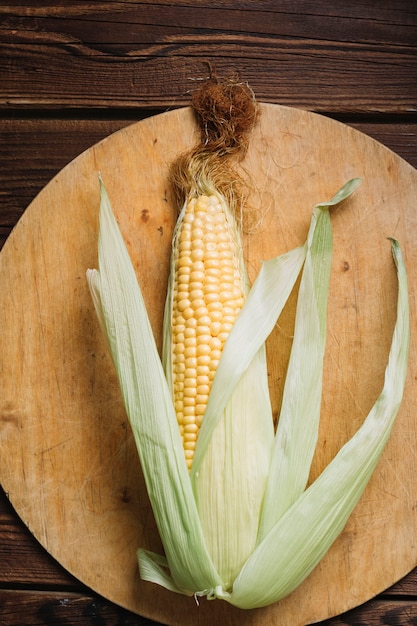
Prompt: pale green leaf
<box><xmin>87</xmin><ymin>177</ymin><xmax>221</xmax><ymax>595</ymax></box>
<box><xmin>224</xmin><ymin>238</ymin><xmax>409</xmax><ymax>609</ymax></box>
<box><xmin>258</xmin><ymin>180</ymin><xmax>361</xmax><ymax>541</ymax></box>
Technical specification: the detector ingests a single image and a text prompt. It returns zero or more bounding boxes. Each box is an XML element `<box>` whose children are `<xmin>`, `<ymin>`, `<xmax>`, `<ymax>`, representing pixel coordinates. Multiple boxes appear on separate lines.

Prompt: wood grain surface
<box><xmin>1</xmin><ymin>2</ymin><xmax>417</xmax><ymax>625</ymax></box>
<box><xmin>1</xmin><ymin>103</ymin><xmax>417</xmax><ymax>626</ymax></box>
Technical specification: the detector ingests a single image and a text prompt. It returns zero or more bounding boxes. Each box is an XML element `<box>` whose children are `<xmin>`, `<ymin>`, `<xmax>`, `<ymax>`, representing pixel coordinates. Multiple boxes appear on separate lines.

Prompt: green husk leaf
<box><xmin>258</xmin><ymin>179</ymin><xmax>361</xmax><ymax>540</ymax></box>
<box><xmin>87</xmin><ymin>177</ymin><xmax>221</xmax><ymax>595</ymax></box>
<box><xmin>222</xmin><ymin>237</ymin><xmax>409</xmax><ymax>609</ymax></box>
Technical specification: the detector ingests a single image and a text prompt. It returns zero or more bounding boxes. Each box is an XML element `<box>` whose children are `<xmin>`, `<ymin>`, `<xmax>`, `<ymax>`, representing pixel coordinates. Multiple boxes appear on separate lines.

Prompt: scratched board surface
<box><xmin>0</xmin><ymin>104</ymin><xmax>416</xmax><ymax>626</ymax></box>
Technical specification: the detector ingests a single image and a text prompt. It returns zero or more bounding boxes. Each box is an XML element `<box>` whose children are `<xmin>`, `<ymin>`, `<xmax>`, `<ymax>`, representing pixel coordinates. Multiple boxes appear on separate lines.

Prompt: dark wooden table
<box><xmin>1</xmin><ymin>2</ymin><xmax>417</xmax><ymax>624</ymax></box>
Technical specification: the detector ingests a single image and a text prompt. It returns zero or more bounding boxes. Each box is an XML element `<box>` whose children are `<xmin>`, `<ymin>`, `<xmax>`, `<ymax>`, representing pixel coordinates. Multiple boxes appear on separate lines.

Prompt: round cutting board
<box><xmin>1</xmin><ymin>104</ymin><xmax>417</xmax><ymax>626</ymax></box>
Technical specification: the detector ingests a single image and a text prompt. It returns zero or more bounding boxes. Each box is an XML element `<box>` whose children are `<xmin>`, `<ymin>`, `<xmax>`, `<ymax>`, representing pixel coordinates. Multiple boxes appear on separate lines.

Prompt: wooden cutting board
<box><xmin>1</xmin><ymin>104</ymin><xmax>417</xmax><ymax>625</ymax></box>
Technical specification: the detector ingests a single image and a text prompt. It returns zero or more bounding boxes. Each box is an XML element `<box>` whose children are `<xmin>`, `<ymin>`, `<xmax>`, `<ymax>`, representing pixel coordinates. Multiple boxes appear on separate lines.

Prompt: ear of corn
<box><xmin>87</xmin><ymin>176</ymin><xmax>409</xmax><ymax>608</ymax></box>
<box><xmin>162</xmin><ymin>190</ymin><xmax>249</xmax><ymax>471</ymax></box>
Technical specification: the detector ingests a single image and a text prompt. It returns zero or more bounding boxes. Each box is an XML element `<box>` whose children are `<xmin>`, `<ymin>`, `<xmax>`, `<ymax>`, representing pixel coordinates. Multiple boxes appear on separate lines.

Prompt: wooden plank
<box><xmin>0</xmin><ymin>228</ymin><xmax>11</xmax><ymax>251</ymax></box>
<box><xmin>0</xmin><ymin>2</ymin><xmax>415</xmax><ymax>113</ymax></box>
<box><xmin>1</xmin><ymin>589</ymin><xmax>417</xmax><ymax>626</ymax></box>
<box><xmin>0</xmin><ymin>488</ymin><xmax>79</xmax><ymax>588</ymax></box>
<box><xmin>321</xmin><ymin>600</ymin><xmax>417</xmax><ymax>625</ymax></box>
<box><xmin>0</xmin><ymin>590</ymin><xmax>159</xmax><ymax>626</ymax></box>
<box><xmin>0</xmin><ymin>118</ymin><xmax>134</xmax><ymax>226</ymax></box>
<box><xmin>2</xmin><ymin>1</ymin><xmax>416</xmax><ymax>47</ymax></box>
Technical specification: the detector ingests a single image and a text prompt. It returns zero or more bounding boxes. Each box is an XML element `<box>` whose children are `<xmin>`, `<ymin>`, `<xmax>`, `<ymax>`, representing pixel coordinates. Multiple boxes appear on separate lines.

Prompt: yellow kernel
<box><xmin>185</xmin><ymin>317</ymin><xmax>197</xmax><ymax>329</ymax></box>
<box><xmin>197</xmin><ymin>365</ymin><xmax>210</xmax><ymax>376</ymax></box>
<box><xmin>196</xmin><ymin>374</ymin><xmax>210</xmax><ymax>386</ymax></box>
<box><xmin>205</xmin><ymin>250</ymin><xmax>220</xmax><ymax>261</ymax></box>
<box><xmin>184</xmin><ymin>449</ymin><xmax>194</xmax><ymax>459</ymax></box>
<box><xmin>191</xmin><ymin>238</ymin><xmax>204</xmax><ymax>251</ymax></box>
<box><xmin>194</xmin><ymin>308</ymin><xmax>209</xmax><ymax>322</ymax></box>
<box><xmin>205</xmin><ymin>275</ymin><xmax>219</xmax><ymax>286</ymax></box>
<box><xmin>197</xmin><ymin>315</ymin><xmax>211</xmax><ymax>327</ymax></box>
<box><xmin>222</xmin><ymin>264</ymin><xmax>235</xmax><ymax>275</ymax></box>
<box><xmin>197</xmin><ymin>335</ymin><xmax>211</xmax><ymax>348</ymax></box>
<box><xmin>210</xmin><ymin>337</ymin><xmax>222</xmax><ymax>351</ymax></box>
<box><xmin>189</xmin><ymin>282</ymin><xmax>204</xmax><ymax>292</ymax></box>
<box><xmin>177</xmin><ymin>298</ymin><xmax>191</xmax><ymax>312</ymax></box>
<box><xmin>198</xmin><ymin>355</ymin><xmax>211</xmax><ymax>367</ymax></box>
<box><xmin>220</xmin><ymin>290</ymin><xmax>234</xmax><ymax>303</ymax></box>
<box><xmin>174</xmin><ymin>314</ymin><xmax>186</xmax><ymax>327</ymax></box>
<box><xmin>185</xmin><ymin>357</ymin><xmax>197</xmax><ymax>368</ymax></box>
<box><xmin>196</xmin><ymin>325</ymin><xmax>210</xmax><ymax>336</ymax></box>
<box><xmin>210</xmin><ymin>310</ymin><xmax>222</xmax><ymax>322</ymax></box>
<box><xmin>183</xmin><ymin>432</ymin><xmax>197</xmax><ymax>443</ymax></box>
<box><xmin>210</xmin><ymin>321</ymin><xmax>222</xmax><ymax>336</ymax></box>
<box><xmin>184</xmin><ymin>423</ymin><xmax>199</xmax><ymax>434</ymax></box>
<box><xmin>178</xmin><ymin>256</ymin><xmax>192</xmax><ymax>269</ymax></box>
<box><xmin>211</xmin><ymin>349</ymin><xmax>222</xmax><ymax>361</ymax></box>
<box><xmin>205</xmin><ymin>259</ymin><xmax>221</xmax><ymax>269</ymax></box>
<box><xmin>207</xmin><ymin>301</ymin><xmax>223</xmax><ymax>312</ymax></box>
<box><xmin>194</xmin><ymin>305</ymin><xmax>208</xmax><ymax>317</ymax></box>
<box><xmin>196</xmin><ymin>394</ymin><xmax>209</xmax><ymax>405</ymax></box>
<box><xmin>179</xmin><ymin>240</ymin><xmax>192</xmax><ymax>252</ymax></box>
<box><xmin>184</xmin><ymin>327</ymin><xmax>196</xmax><ymax>338</ymax></box>
<box><xmin>177</xmin><ymin>274</ymin><xmax>190</xmax><ymax>285</ymax></box>
<box><xmin>183</xmin><ymin>396</ymin><xmax>195</xmax><ymax>407</ymax></box>
<box><xmin>206</xmin><ymin>267</ymin><xmax>221</xmax><ymax>277</ymax></box>
<box><xmin>184</xmin><ymin>441</ymin><xmax>195</xmax><ymax>451</ymax></box>
<box><xmin>184</xmin><ymin>386</ymin><xmax>197</xmax><ymax>398</ymax></box>
<box><xmin>190</xmin><ymin>268</ymin><xmax>204</xmax><ymax>280</ymax></box>
<box><xmin>184</xmin><ymin>337</ymin><xmax>197</xmax><ymax>348</ymax></box>
<box><xmin>195</xmin><ymin>405</ymin><xmax>206</xmax><ymax>417</ymax></box>
<box><xmin>182</xmin><ymin>307</ymin><xmax>194</xmax><ymax>320</ymax></box>
<box><xmin>191</xmin><ymin>249</ymin><xmax>204</xmax><ymax>262</ymax></box>
<box><xmin>184</xmin><ymin>346</ymin><xmax>196</xmax><ymax>359</ymax></box>
<box><xmin>205</xmin><ymin>292</ymin><xmax>220</xmax><ymax>304</ymax></box>
<box><xmin>185</xmin><ymin>367</ymin><xmax>197</xmax><ymax>378</ymax></box>
<box><xmin>183</xmin><ymin>212</ymin><xmax>194</xmax><ymax>223</ymax></box>
<box><xmin>183</xmin><ymin>410</ymin><xmax>195</xmax><ymax>420</ymax></box>
<box><xmin>197</xmin><ymin>343</ymin><xmax>211</xmax><ymax>357</ymax></box>
<box><xmin>190</xmin><ymin>289</ymin><xmax>204</xmax><ymax>301</ymax></box>
<box><xmin>173</xmin><ymin>343</ymin><xmax>184</xmax><ymax>355</ymax></box>
<box><xmin>219</xmin><ymin>250</ymin><xmax>234</xmax><ymax>260</ymax></box>
<box><xmin>197</xmin><ymin>384</ymin><xmax>210</xmax><ymax>396</ymax></box>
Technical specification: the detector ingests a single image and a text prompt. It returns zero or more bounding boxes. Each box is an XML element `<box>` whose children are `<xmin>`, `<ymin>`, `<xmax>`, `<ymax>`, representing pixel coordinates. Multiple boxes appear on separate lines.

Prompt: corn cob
<box><xmin>86</xmin><ymin>75</ymin><xmax>410</xmax><ymax>608</ymax></box>
<box><xmin>87</xmin><ymin>175</ymin><xmax>409</xmax><ymax>608</ymax></box>
<box><xmin>170</xmin><ymin>193</ymin><xmax>246</xmax><ymax>468</ymax></box>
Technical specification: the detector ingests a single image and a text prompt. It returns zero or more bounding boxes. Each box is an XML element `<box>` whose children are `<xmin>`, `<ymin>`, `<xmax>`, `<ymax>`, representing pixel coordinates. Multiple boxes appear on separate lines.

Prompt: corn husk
<box><xmin>87</xmin><ymin>176</ymin><xmax>409</xmax><ymax>607</ymax></box>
